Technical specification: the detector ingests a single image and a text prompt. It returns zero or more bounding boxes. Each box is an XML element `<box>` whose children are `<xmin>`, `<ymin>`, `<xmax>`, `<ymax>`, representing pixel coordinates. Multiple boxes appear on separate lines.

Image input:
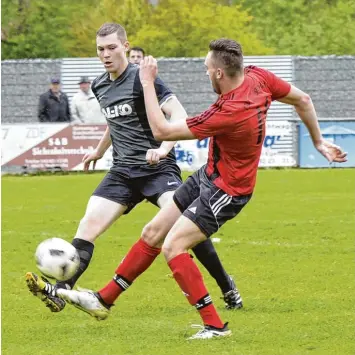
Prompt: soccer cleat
<box><xmin>57</xmin><ymin>288</ymin><xmax>110</xmax><ymax>321</ymax></box>
<box><xmin>187</xmin><ymin>322</ymin><xmax>232</xmax><ymax>340</ymax></box>
<box><xmin>25</xmin><ymin>272</ymin><xmax>66</xmax><ymax>312</ymax></box>
<box><xmin>223</xmin><ymin>276</ymin><xmax>243</xmax><ymax>310</ymax></box>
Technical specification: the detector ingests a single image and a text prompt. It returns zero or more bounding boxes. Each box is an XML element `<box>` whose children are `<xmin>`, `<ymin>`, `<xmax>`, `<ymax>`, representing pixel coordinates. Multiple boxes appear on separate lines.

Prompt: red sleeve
<box><xmin>186</xmin><ymin>104</ymin><xmax>235</xmax><ymax>140</ymax></box>
<box><xmin>254</xmin><ymin>67</ymin><xmax>291</xmax><ymax>101</ymax></box>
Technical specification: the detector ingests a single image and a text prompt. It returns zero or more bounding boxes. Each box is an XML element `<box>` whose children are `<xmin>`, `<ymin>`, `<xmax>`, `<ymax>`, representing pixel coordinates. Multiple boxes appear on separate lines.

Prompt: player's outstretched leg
<box><xmin>57</xmin><ymin>288</ymin><xmax>110</xmax><ymax>320</ymax></box>
<box><xmin>55</xmin><ymin>238</ymin><xmax>95</xmax><ymax>290</ymax></box>
<box><xmin>192</xmin><ymin>239</ymin><xmax>243</xmax><ymax>309</ymax></box>
<box><xmin>54</xmin><ymin>239</ymin><xmax>162</xmax><ymax>318</ymax></box>
<box><xmin>25</xmin><ymin>238</ymin><xmax>93</xmax><ymax>312</ymax></box>
<box><xmin>25</xmin><ymin>239</ymin><xmax>94</xmax><ymax>313</ymax></box>
<box><xmin>57</xmin><ymin>199</ymin><xmax>182</xmax><ymax>318</ymax></box>
<box><xmin>25</xmin><ymin>196</ymin><xmax>126</xmax><ymax>312</ymax></box>
<box><xmin>25</xmin><ymin>272</ymin><xmax>66</xmax><ymax>312</ymax></box>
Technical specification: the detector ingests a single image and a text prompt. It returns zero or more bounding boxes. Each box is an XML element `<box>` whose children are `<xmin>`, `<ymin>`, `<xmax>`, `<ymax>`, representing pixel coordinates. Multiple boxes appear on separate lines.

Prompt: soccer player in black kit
<box><xmin>25</xmin><ymin>23</ymin><xmax>242</xmax><ymax>313</ymax></box>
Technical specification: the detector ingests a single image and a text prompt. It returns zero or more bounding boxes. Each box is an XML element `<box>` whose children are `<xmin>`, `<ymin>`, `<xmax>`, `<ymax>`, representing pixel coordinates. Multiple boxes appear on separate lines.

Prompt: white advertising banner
<box><xmin>175</xmin><ymin>121</ymin><xmax>296</xmax><ymax>170</ymax></box>
<box><xmin>259</xmin><ymin>121</ymin><xmax>296</xmax><ymax>167</ymax></box>
<box><xmin>1</xmin><ymin>121</ymin><xmax>296</xmax><ymax>172</ymax></box>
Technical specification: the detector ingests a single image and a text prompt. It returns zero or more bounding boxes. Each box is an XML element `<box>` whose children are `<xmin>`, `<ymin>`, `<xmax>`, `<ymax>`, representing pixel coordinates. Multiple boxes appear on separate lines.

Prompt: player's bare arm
<box><xmin>82</xmin><ymin>126</ymin><xmax>112</xmax><ymax>171</ymax></box>
<box><xmin>145</xmin><ymin>96</ymin><xmax>187</xmax><ymax>164</ymax></box>
<box><xmin>278</xmin><ymin>85</ymin><xmax>347</xmax><ymax>163</ymax></box>
<box><xmin>146</xmin><ymin>97</ymin><xmax>189</xmax><ymax>164</ymax></box>
<box><xmin>140</xmin><ymin>56</ymin><xmax>195</xmax><ymax>142</ymax></box>
<box><xmin>160</xmin><ymin>96</ymin><xmax>189</xmax><ymax>148</ymax></box>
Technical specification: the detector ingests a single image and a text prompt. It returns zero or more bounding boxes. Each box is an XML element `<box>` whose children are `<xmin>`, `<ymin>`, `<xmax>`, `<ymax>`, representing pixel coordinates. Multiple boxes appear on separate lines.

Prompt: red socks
<box><xmin>168</xmin><ymin>253</ymin><xmax>224</xmax><ymax>328</ymax></box>
<box><xmin>98</xmin><ymin>238</ymin><xmax>161</xmax><ymax>305</ymax></box>
<box><xmin>98</xmin><ymin>241</ymin><xmax>224</xmax><ymax>329</ymax></box>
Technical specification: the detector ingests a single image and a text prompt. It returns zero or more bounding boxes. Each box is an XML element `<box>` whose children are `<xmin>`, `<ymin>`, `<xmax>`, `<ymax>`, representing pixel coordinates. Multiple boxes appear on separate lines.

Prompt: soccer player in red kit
<box><xmin>58</xmin><ymin>38</ymin><xmax>347</xmax><ymax>339</ymax></box>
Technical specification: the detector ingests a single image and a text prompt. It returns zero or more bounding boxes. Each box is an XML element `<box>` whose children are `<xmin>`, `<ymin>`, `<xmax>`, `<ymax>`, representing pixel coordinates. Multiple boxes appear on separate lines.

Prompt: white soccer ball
<box><xmin>35</xmin><ymin>238</ymin><xmax>80</xmax><ymax>281</ymax></box>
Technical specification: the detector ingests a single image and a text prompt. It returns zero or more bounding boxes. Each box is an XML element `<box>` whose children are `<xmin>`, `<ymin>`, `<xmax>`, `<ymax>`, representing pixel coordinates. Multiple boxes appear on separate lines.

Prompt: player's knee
<box><xmin>76</xmin><ymin>215</ymin><xmax>103</xmax><ymax>242</ymax></box>
<box><xmin>141</xmin><ymin>222</ymin><xmax>164</xmax><ymax>247</ymax></box>
<box><xmin>162</xmin><ymin>238</ymin><xmax>182</xmax><ymax>261</ymax></box>
<box><xmin>161</xmin><ymin>243</ymin><xmax>173</xmax><ymax>260</ymax></box>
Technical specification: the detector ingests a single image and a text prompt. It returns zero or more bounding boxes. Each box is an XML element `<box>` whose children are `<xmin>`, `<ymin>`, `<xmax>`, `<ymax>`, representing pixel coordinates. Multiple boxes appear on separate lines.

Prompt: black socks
<box><xmin>192</xmin><ymin>238</ymin><xmax>233</xmax><ymax>294</ymax></box>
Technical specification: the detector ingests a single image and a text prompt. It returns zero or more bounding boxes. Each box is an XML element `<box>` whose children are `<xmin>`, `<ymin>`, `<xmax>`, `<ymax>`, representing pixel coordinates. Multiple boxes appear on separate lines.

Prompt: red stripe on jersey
<box><xmin>188</xmin><ymin>105</ymin><xmax>220</xmax><ymax>128</ymax></box>
<box><xmin>188</xmin><ymin>99</ymin><xmax>225</xmax><ymax>128</ymax></box>
<box><xmin>190</xmin><ymin>102</ymin><xmax>220</xmax><ymax>124</ymax></box>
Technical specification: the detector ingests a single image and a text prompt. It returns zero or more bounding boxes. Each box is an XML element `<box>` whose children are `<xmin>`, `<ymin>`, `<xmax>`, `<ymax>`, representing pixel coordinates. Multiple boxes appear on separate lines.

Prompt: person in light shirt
<box><xmin>71</xmin><ymin>76</ymin><xmax>106</xmax><ymax>124</ymax></box>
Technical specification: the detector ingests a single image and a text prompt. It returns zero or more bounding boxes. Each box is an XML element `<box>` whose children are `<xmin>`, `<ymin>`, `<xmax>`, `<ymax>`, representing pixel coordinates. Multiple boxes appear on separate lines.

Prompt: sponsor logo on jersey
<box><xmin>102</xmin><ymin>104</ymin><xmax>133</xmax><ymax>119</ymax></box>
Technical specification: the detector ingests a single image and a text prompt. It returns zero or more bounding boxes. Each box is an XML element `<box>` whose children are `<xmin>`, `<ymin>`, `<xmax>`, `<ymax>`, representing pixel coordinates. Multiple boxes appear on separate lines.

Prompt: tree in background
<box><xmin>64</xmin><ymin>0</ymin><xmax>153</xmax><ymax>57</ymax></box>
<box><xmin>66</xmin><ymin>0</ymin><xmax>270</xmax><ymax>57</ymax></box>
<box><xmin>234</xmin><ymin>0</ymin><xmax>355</xmax><ymax>55</ymax></box>
<box><xmin>2</xmin><ymin>0</ymin><xmax>353</xmax><ymax>59</ymax></box>
<box><xmin>1</xmin><ymin>0</ymin><xmax>78</xmax><ymax>59</ymax></box>
<box><xmin>130</xmin><ymin>0</ymin><xmax>272</xmax><ymax>57</ymax></box>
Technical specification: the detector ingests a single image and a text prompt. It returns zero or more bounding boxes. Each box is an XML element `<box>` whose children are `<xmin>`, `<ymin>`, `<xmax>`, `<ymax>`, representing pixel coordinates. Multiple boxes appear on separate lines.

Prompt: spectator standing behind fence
<box><xmin>71</xmin><ymin>76</ymin><xmax>106</xmax><ymax>124</ymax></box>
<box><xmin>128</xmin><ymin>46</ymin><xmax>145</xmax><ymax>64</ymax></box>
<box><xmin>38</xmin><ymin>77</ymin><xmax>71</xmax><ymax>122</ymax></box>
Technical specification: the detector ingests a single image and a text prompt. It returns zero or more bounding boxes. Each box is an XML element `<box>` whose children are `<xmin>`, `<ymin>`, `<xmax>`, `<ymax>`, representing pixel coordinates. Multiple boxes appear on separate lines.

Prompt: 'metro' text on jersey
<box><xmin>102</xmin><ymin>104</ymin><xmax>133</xmax><ymax>119</ymax></box>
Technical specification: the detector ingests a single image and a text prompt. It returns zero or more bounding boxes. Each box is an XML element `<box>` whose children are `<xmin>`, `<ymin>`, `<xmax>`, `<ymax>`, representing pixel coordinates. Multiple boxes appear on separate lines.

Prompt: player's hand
<box><xmin>139</xmin><ymin>56</ymin><xmax>158</xmax><ymax>84</ymax></box>
<box><xmin>82</xmin><ymin>149</ymin><xmax>104</xmax><ymax>171</ymax></box>
<box><xmin>146</xmin><ymin>147</ymin><xmax>168</xmax><ymax>165</ymax></box>
<box><xmin>314</xmin><ymin>139</ymin><xmax>347</xmax><ymax>163</ymax></box>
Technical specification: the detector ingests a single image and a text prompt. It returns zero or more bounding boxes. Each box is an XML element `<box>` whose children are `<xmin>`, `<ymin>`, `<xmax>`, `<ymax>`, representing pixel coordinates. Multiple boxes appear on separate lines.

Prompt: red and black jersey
<box><xmin>187</xmin><ymin>66</ymin><xmax>291</xmax><ymax>196</ymax></box>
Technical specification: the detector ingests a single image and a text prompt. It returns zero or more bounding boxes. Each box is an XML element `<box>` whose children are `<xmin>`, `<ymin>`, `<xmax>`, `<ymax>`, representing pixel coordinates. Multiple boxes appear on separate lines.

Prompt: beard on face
<box><xmin>211</xmin><ymin>75</ymin><xmax>221</xmax><ymax>95</ymax></box>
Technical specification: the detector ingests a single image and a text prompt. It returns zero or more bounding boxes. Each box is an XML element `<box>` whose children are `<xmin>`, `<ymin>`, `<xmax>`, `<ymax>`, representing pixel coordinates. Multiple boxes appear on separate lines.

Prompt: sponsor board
<box><xmin>299</xmin><ymin>121</ymin><xmax>355</xmax><ymax>167</ymax></box>
<box><xmin>2</xmin><ymin>124</ymin><xmax>106</xmax><ymax>171</ymax></box>
<box><xmin>2</xmin><ymin>121</ymin><xmax>296</xmax><ymax>172</ymax></box>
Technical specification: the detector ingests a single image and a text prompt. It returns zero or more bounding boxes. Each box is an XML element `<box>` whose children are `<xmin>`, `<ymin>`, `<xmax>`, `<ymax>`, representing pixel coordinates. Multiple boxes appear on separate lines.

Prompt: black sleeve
<box><xmin>38</xmin><ymin>94</ymin><xmax>48</xmax><ymax>122</ymax></box>
<box><xmin>154</xmin><ymin>76</ymin><xmax>174</xmax><ymax>106</ymax></box>
<box><xmin>134</xmin><ymin>71</ymin><xmax>173</xmax><ymax>106</ymax></box>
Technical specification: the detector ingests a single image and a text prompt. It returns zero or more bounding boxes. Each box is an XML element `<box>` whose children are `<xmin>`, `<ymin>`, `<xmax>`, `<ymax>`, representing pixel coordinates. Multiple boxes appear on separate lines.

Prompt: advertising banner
<box><xmin>2</xmin><ymin>121</ymin><xmax>296</xmax><ymax>173</ymax></box>
<box><xmin>299</xmin><ymin>121</ymin><xmax>355</xmax><ymax>168</ymax></box>
<box><xmin>2</xmin><ymin>124</ymin><xmax>107</xmax><ymax>171</ymax></box>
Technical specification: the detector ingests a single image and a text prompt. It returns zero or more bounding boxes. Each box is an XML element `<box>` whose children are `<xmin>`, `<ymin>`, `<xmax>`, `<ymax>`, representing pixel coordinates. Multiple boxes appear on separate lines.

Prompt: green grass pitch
<box><xmin>2</xmin><ymin>169</ymin><xmax>354</xmax><ymax>355</ymax></box>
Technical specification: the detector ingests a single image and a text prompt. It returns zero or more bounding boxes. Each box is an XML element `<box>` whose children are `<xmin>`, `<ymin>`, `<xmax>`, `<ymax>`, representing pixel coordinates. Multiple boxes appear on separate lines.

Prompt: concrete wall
<box><xmin>2</xmin><ymin>56</ymin><xmax>354</xmax><ymax>123</ymax></box>
<box><xmin>1</xmin><ymin>59</ymin><xmax>62</xmax><ymax>123</ymax></box>
<box><xmin>293</xmin><ymin>56</ymin><xmax>355</xmax><ymax>119</ymax></box>
<box><xmin>157</xmin><ymin>58</ymin><xmax>216</xmax><ymax>116</ymax></box>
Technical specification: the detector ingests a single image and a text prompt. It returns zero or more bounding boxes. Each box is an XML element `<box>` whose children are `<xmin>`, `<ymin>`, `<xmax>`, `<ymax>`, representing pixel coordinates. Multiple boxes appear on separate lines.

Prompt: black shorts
<box><xmin>93</xmin><ymin>167</ymin><xmax>182</xmax><ymax>214</ymax></box>
<box><xmin>173</xmin><ymin>167</ymin><xmax>252</xmax><ymax>237</ymax></box>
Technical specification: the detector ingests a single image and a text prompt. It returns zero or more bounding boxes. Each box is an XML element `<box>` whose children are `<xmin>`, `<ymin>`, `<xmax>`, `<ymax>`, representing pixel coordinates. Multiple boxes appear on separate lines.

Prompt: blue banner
<box><xmin>299</xmin><ymin>121</ymin><xmax>355</xmax><ymax>167</ymax></box>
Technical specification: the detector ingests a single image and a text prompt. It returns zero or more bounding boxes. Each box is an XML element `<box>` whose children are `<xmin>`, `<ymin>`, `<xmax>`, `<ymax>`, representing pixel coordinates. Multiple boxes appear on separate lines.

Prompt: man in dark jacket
<box><xmin>38</xmin><ymin>77</ymin><xmax>71</xmax><ymax>122</ymax></box>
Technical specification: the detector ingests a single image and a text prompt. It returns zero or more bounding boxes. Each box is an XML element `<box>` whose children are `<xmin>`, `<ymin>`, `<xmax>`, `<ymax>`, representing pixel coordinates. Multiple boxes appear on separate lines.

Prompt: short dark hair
<box><xmin>96</xmin><ymin>23</ymin><xmax>127</xmax><ymax>43</ymax></box>
<box><xmin>209</xmin><ymin>38</ymin><xmax>243</xmax><ymax>77</ymax></box>
<box><xmin>129</xmin><ymin>46</ymin><xmax>145</xmax><ymax>56</ymax></box>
